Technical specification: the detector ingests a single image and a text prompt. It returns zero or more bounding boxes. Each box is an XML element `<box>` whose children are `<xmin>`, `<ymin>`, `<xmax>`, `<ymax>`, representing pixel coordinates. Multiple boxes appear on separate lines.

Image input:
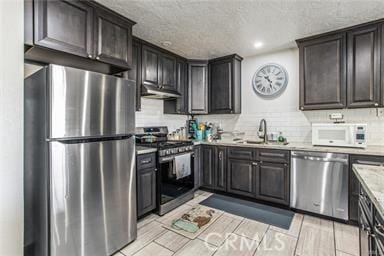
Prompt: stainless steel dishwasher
<box><xmin>290</xmin><ymin>151</ymin><xmax>349</xmax><ymax>220</ymax></box>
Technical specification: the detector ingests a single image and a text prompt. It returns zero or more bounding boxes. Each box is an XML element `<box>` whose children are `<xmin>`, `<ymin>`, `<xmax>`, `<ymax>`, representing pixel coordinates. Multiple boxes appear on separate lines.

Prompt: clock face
<box><xmin>252</xmin><ymin>63</ymin><xmax>288</xmax><ymax>98</ymax></box>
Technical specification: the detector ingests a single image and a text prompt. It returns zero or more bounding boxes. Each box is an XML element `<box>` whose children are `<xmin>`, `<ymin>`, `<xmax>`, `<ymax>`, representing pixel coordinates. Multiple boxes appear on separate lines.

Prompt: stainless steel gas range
<box><xmin>136</xmin><ymin>127</ymin><xmax>195</xmax><ymax>215</ymax></box>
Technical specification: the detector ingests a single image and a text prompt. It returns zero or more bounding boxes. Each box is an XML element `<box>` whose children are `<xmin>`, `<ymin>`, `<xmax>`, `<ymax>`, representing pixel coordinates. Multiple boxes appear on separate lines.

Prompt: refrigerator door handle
<box><xmin>50</xmin><ymin>134</ymin><xmax>134</xmax><ymax>143</ymax></box>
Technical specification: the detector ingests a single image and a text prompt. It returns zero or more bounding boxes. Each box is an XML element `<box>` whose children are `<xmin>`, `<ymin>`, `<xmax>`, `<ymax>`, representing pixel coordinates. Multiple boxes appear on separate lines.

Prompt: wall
<box><xmin>0</xmin><ymin>0</ymin><xmax>24</xmax><ymax>255</ymax></box>
<box><xmin>136</xmin><ymin>98</ymin><xmax>187</xmax><ymax>132</ymax></box>
<box><xmin>197</xmin><ymin>48</ymin><xmax>384</xmax><ymax>145</ymax></box>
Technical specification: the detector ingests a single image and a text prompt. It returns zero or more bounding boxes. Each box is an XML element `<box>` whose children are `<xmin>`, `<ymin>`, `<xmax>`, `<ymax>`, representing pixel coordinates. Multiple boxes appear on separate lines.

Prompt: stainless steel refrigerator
<box><xmin>24</xmin><ymin>65</ymin><xmax>137</xmax><ymax>256</ymax></box>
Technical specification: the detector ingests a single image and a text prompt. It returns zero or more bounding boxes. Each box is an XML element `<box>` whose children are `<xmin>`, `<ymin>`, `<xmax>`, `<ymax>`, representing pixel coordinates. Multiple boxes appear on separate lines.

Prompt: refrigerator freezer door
<box><xmin>49</xmin><ymin>137</ymin><xmax>136</xmax><ymax>256</ymax></box>
<box><xmin>49</xmin><ymin>65</ymin><xmax>135</xmax><ymax>139</ymax></box>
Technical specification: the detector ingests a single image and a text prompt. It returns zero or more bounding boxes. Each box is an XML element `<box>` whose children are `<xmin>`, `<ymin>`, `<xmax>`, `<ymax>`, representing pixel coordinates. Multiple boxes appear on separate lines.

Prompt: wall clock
<box><xmin>252</xmin><ymin>63</ymin><xmax>288</xmax><ymax>98</ymax></box>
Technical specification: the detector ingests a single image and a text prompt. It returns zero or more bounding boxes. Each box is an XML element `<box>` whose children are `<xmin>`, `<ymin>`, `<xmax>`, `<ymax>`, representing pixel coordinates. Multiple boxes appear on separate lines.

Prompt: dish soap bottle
<box><xmin>278</xmin><ymin>132</ymin><xmax>285</xmax><ymax>143</ymax></box>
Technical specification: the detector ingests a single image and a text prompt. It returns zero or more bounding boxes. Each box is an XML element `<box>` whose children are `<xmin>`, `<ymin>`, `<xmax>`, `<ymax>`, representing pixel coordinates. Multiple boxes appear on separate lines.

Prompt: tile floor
<box><xmin>116</xmin><ymin>191</ymin><xmax>359</xmax><ymax>256</ymax></box>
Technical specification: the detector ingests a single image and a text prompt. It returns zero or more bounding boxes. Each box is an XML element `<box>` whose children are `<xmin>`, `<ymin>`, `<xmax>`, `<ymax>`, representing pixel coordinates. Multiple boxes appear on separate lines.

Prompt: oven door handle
<box><xmin>159</xmin><ymin>152</ymin><xmax>193</xmax><ymax>163</ymax></box>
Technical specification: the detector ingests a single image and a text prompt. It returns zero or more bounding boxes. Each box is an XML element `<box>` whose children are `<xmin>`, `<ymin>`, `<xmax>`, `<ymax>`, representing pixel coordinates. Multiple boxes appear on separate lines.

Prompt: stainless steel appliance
<box><xmin>136</xmin><ymin>127</ymin><xmax>195</xmax><ymax>215</ymax></box>
<box><xmin>24</xmin><ymin>65</ymin><xmax>137</xmax><ymax>256</ymax></box>
<box><xmin>312</xmin><ymin>123</ymin><xmax>367</xmax><ymax>148</ymax></box>
<box><xmin>141</xmin><ymin>83</ymin><xmax>181</xmax><ymax>99</ymax></box>
<box><xmin>290</xmin><ymin>151</ymin><xmax>349</xmax><ymax>220</ymax></box>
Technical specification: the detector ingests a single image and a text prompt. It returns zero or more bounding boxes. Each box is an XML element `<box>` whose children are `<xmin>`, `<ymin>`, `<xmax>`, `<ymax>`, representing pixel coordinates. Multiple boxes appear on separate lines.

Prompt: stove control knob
<box><xmin>159</xmin><ymin>150</ymin><xmax>165</xmax><ymax>156</ymax></box>
<box><xmin>179</xmin><ymin>147</ymin><xmax>184</xmax><ymax>152</ymax></box>
<box><xmin>165</xmin><ymin>149</ymin><xmax>170</xmax><ymax>155</ymax></box>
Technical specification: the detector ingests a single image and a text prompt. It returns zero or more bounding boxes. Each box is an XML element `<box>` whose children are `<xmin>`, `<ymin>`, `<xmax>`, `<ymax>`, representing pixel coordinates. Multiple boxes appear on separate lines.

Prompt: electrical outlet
<box><xmin>377</xmin><ymin>108</ymin><xmax>384</xmax><ymax>117</ymax></box>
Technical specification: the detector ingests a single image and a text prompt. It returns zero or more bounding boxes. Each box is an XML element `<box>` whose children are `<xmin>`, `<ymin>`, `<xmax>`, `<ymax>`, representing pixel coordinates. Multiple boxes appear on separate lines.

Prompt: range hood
<box><xmin>141</xmin><ymin>84</ymin><xmax>181</xmax><ymax>99</ymax></box>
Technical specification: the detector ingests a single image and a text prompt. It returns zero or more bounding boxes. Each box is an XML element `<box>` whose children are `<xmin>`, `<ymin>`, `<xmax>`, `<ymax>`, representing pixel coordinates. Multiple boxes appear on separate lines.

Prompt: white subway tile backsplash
<box><xmin>196</xmin><ymin>109</ymin><xmax>384</xmax><ymax>146</ymax></box>
<box><xmin>136</xmin><ymin>99</ymin><xmax>384</xmax><ymax>146</ymax></box>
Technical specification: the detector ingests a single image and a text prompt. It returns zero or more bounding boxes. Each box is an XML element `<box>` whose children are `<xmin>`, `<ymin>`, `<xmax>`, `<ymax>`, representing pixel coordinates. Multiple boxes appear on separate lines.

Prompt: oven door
<box><xmin>158</xmin><ymin>152</ymin><xmax>194</xmax><ymax>214</ymax></box>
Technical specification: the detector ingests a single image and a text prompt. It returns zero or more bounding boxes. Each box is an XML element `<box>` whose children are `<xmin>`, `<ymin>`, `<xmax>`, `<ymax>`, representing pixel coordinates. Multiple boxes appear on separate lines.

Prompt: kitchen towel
<box><xmin>174</xmin><ymin>153</ymin><xmax>191</xmax><ymax>180</ymax></box>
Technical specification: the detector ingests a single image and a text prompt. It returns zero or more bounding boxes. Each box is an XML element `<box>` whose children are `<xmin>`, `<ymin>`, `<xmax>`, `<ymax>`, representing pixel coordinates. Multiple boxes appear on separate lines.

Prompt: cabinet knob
<box><xmin>374</xmin><ymin>103</ymin><xmax>379</xmax><ymax>107</ymax></box>
<box><xmin>252</xmin><ymin>162</ymin><xmax>258</xmax><ymax>166</ymax></box>
<box><xmin>87</xmin><ymin>54</ymin><xmax>93</xmax><ymax>59</ymax></box>
<box><xmin>300</xmin><ymin>106</ymin><xmax>304</xmax><ymax>110</ymax></box>
<box><xmin>95</xmin><ymin>56</ymin><xmax>100</xmax><ymax>60</ymax></box>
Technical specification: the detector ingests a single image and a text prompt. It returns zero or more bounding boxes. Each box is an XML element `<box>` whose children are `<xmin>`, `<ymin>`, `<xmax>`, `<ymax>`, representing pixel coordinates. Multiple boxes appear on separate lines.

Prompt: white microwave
<box><xmin>312</xmin><ymin>123</ymin><xmax>367</xmax><ymax>148</ymax></box>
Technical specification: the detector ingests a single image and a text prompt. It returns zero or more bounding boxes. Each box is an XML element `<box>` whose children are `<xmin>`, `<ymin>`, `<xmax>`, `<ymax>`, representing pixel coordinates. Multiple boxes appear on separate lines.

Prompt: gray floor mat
<box><xmin>199</xmin><ymin>193</ymin><xmax>294</xmax><ymax>229</ymax></box>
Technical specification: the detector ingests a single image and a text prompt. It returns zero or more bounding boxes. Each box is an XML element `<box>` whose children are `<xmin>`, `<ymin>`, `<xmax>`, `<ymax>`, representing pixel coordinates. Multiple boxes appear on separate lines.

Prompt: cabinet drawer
<box><xmin>227</xmin><ymin>147</ymin><xmax>255</xmax><ymax>160</ymax></box>
<box><xmin>137</xmin><ymin>153</ymin><xmax>156</xmax><ymax>170</ymax></box>
<box><xmin>257</xmin><ymin>149</ymin><xmax>290</xmax><ymax>163</ymax></box>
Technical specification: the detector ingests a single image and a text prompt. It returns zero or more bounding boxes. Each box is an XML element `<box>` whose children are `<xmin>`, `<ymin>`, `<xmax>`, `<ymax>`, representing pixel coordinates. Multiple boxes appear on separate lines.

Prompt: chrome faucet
<box><xmin>258</xmin><ymin>119</ymin><xmax>268</xmax><ymax>144</ymax></box>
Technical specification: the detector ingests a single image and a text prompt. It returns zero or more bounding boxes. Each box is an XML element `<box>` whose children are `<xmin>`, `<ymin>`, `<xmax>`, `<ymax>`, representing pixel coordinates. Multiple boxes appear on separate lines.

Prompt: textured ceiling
<box><xmin>96</xmin><ymin>0</ymin><xmax>384</xmax><ymax>59</ymax></box>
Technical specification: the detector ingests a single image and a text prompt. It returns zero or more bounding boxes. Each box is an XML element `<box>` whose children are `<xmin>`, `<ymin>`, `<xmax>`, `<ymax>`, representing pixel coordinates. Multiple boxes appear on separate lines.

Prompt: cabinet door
<box><xmin>127</xmin><ymin>40</ymin><xmax>142</xmax><ymax>111</ymax></box>
<box><xmin>137</xmin><ymin>168</ymin><xmax>157</xmax><ymax>217</ymax></box>
<box><xmin>255</xmin><ymin>162</ymin><xmax>290</xmax><ymax>205</ymax></box>
<box><xmin>188</xmin><ymin>62</ymin><xmax>208</xmax><ymax>114</ymax></box>
<box><xmin>227</xmin><ymin>159</ymin><xmax>256</xmax><ymax>198</ymax></box>
<box><xmin>350</xmin><ymin>155</ymin><xmax>384</xmax><ymax>223</ymax></box>
<box><xmin>201</xmin><ymin>146</ymin><xmax>215</xmax><ymax>188</ymax></box>
<box><xmin>347</xmin><ymin>25</ymin><xmax>380</xmax><ymax>108</ymax></box>
<box><xmin>142</xmin><ymin>45</ymin><xmax>162</xmax><ymax>87</ymax></box>
<box><xmin>94</xmin><ymin>7</ymin><xmax>133</xmax><ymax>68</ymax></box>
<box><xmin>163</xmin><ymin>59</ymin><xmax>188</xmax><ymax>114</ymax></box>
<box><xmin>34</xmin><ymin>0</ymin><xmax>93</xmax><ymax>58</ymax></box>
<box><xmin>210</xmin><ymin>60</ymin><xmax>232</xmax><ymax>113</ymax></box>
<box><xmin>194</xmin><ymin>145</ymin><xmax>202</xmax><ymax>189</ymax></box>
<box><xmin>215</xmin><ymin>147</ymin><xmax>227</xmax><ymax>191</ymax></box>
<box><xmin>298</xmin><ymin>33</ymin><xmax>347</xmax><ymax>110</ymax></box>
<box><xmin>161</xmin><ymin>53</ymin><xmax>177</xmax><ymax>90</ymax></box>
<box><xmin>381</xmin><ymin>24</ymin><xmax>384</xmax><ymax>106</ymax></box>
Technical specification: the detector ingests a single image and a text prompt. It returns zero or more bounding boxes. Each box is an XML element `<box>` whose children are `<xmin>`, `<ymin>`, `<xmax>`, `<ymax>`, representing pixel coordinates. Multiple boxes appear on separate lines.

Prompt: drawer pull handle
<box><xmin>141</xmin><ymin>159</ymin><xmax>152</xmax><ymax>164</ymax></box>
<box><xmin>261</xmin><ymin>152</ymin><xmax>286</xmax><ymax>158</ymax></box>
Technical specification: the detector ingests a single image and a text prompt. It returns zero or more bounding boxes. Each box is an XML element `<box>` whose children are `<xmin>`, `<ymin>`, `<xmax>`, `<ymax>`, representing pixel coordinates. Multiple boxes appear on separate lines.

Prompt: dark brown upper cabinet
<box><xmin>297</xmin><ymin>19</ymin><xmax>384</xmax><ymax>110</ymax></box>
<box><xmin>126</xmin><ymin>39</ymin><xmax>142</xmax><ymax>111</ymax></box>
<box><xmin>188</xmin><ymin>61</ymin><xmax>209</xmax><ymax>114</ymax></box>
<box><xmin>164</xmin><ymin>59</ymin><xmax>188</xmax><ymax>114</ymax></box>
<box><xmin>141</xmin><ymin>45</ymin><xmax>162</xmax><ymax>87</ymax></box>
<box><xmin>33</xmin><ymin>0</ymin><xmax>94</xmax><ymax>58</ymax></box>
<box><xmin>347</xmin><ymin>24</ymin><xmax>381</xmax><ymax>108</ymax></box>
<box><xmin>161</xmin><ymin>53</ymin><xmax>177</xmax><ymax>90</ymax></box>
<box><xmin>25</xmin><ymin>0</ymin><xmax>135</xmax><ymax>73</ymax></box>
<box><xmin>209</xmin><ymin>54</ymin><xmax>242</xmax><ymax>114</ymax></box>
<box><xmin>93</xmin><ymin>6</ymin><xmax>133</xmax><ymax>69</ymax></box>
<box><xmin>297</xmin><ymin>33</ymin><xmax>347</xmax><ymax>110</ymax></box>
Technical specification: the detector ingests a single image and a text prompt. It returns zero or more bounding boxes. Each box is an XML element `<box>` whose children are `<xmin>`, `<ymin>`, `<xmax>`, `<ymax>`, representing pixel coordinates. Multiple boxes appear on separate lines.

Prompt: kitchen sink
<box><xmin>236</xmin><ymin>140</ymin><xmax>289</xmax><ymax>146</ymax></box>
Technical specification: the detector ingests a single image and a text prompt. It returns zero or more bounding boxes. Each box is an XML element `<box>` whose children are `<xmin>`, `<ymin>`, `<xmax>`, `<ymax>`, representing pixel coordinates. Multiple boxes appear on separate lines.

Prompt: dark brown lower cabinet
<box><xmin>201</xmin><ymin>145</ymin><xmax>226</xmax><ymax>191</ymax></box>
<box><xmin>350</xmin><ymin>155</ymin><xmax>384</xmax><ymax>223</ymax></box>
<box><xmin>227</xmin><ymin>159</ymin><xmax>256</xmax><ymax>198</ymax></box>
<box><xmin>137</xmin><ymin>153</ymin><xmax>157</xmax><ymax>218</ymax></box>
<box><xmin>201</xmin><ymin>145</ymin><xmax>216</xmax><ymax>189</ymax></box>
<box><xmin>255</xmin><ymin>162</ymin><xmax>290</xmax><ymax>206</ymax></box>
<box><xmin>215</xmin><ymin>147</ymin><xmax>227</xmax><ymax>191</ymax></box>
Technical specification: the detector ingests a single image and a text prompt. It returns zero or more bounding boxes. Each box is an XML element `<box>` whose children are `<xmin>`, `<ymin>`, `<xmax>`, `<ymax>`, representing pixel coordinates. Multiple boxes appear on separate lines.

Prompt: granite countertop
<box><xmin>136</xmin><ymin>146</ymin><xmax>157</xmax><ymax>155</ymax></box>
<box><xmin>353</xmin><ymin>164</ymin><xmax>384</xmax><ymax>217</ymax></box>
<box><xmin>194</xmin><ymin>140</ymin><xmax>384</xmax><ymax>156</ymax></box>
